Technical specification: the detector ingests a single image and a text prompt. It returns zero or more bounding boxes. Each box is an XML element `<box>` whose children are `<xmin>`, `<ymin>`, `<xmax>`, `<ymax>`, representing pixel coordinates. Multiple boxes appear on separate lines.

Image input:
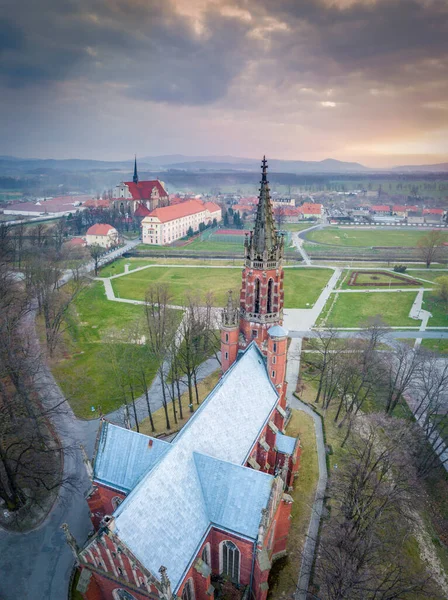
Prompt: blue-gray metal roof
<box><xmin>194</xmin><ymin>452</ymin><xmax>273</xmax><ymax>538</ymax></box>
<box><xmin>268</xmin><ymin>325</ymin><xmax>288</xmax><ymax>338</ymax></box>
<box><xmin>276</xmin><ymin>432</ymin><xmax>297</xmax><ymax>455</ymax></box>
<box><xmin>113</xmin><ymin>343</ymin><xmax>279</xmax><ymax>591</ymax></box>
<box><xmin>93</xmin><ymin>422</ymin><xmax>170</xmax><ymax>493</ymax></box>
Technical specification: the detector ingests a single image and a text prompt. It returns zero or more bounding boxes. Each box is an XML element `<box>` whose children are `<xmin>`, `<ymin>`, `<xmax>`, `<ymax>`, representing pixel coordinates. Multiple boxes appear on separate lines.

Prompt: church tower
<box><xmin>133</xmin><ymin>155</ymin><xmax>139</xmax><ymax>184</ymax></box>
<box><xmin>220</xmin><ymin>157</ymin><xmax>285</xmax><ymax>372</ymax></box>
<box><xmin>239</xmin><ymin>156</ymin><xmax>285</xmax><ymax>351</ymax></box>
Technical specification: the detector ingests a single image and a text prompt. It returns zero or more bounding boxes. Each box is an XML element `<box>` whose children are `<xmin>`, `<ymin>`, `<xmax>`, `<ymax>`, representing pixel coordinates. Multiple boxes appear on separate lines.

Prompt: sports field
<box><xmin>111</xmin><ymin>266</ymin><xmax>333</xmax><ymax>308</ymax></box>
<box><xmin>306</xmin><ymin>227</ymin><xmax>448</xmax><ymax>248</ymax></box>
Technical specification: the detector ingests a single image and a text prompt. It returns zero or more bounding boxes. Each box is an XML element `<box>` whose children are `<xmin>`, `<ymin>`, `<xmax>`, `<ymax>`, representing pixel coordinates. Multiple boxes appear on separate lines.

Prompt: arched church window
<box><xmin>202</xmin><ymin>543</ymin><xmax>211</xmax><ymax>566</ymax></box>
<box><xmin>220</xmin><ymin>540</ymin><xmax>240</xmax><ymax>583</ymax></box>
<box><xmin>267</xmin><ymin>279</ymin><xmax>274</xmax><ymax>313</ymax></box>
<box><xmin>254</xmin><ymin>279</ymin><xmax>260</xmax><ymax>313</ymax></box>
<box><xmin>112</xmin><ymin>589</ymin><xmax>137</xmax><ymax>600</ymax></box>
<box><xmin>182</xmin><ymin>578</ymin><xmax>195</xmax><ymax>600</ymax></box>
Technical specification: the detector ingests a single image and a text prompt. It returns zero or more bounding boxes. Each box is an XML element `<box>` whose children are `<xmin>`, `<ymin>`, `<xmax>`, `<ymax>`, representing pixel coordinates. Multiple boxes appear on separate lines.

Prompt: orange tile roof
<box><xmin>86</xmin><ymin>224</ymin><xmax>116</xmax><ymax>236</ymax></box>
<box><xmin>203</xmin><ymin>201</ymin><xmax>221</xmax><ymax>213</ymax></box>
<box><xmin>145</xmin><ymin>200</ymin><xmax>206</xmax><ymax>224</ymax></box>
<box><xmin>299</xmin><ymin>203</ymin><xmax>323</xmax><ymax>214</ymax></box>
<box><xmin>423</xmin><ymin>208</ymin><xmax>444</xmax><ymax>215</ymax></box>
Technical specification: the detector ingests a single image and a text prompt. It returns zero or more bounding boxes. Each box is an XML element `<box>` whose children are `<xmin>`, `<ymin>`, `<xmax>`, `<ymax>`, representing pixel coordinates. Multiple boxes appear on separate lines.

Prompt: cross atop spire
<box><xmin>261</xmin><ymin>155</ymin><xmax>268</xmax><ymax>183</ymax></box>
<box><xmin>133</xmin><ymin>155</ymin><xmax>139</xmax><ymax>184</ymax></box>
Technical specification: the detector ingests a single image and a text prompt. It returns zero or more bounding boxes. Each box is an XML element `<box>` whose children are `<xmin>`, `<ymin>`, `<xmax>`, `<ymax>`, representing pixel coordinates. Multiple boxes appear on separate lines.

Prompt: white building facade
<box><xmin>141</xmin><ymin>200</ymin><xmax>221</xmax><ymax>246</ymax></box>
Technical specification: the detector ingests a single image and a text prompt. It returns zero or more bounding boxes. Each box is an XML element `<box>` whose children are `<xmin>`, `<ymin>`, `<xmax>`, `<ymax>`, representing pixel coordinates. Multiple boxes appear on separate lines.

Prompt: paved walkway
<box><xmin>286</xmin><ymin>339</ymin><xmax>327</xmax><ymax>600</ymax></box>
<box><xmin>409</xmin><ymin>289</ymin><xmax>433</xmax><ymax>349</ymax></box>
<box><xmin>284</xmin><ymin>267</ymin><xmax>342</xmax><ymax>332</ymax></box>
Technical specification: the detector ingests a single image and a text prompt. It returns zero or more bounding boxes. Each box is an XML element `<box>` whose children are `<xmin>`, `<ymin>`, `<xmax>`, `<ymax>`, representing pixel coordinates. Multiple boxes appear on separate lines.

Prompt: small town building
<box><xmin>141</xmin><ymin>200</ymin><xmax>221</xmax><ymax>245</ymax></box>
<box><xmin>392</xmin><ymin>205</ymin><xmax>418</xmax><ymax>218</ymax></box>
<box><xmin>371</xmin><ymin>205</ymin><xmax>391</xmax><ymax>216</ymax></box>
<box><xmin>4</xmin><ymin>195</ymin><xmax>91</xmax><ymax>217</ymax></box>
<box><xmin>423</xmin><ymin>208</ymin><xmax>445</xmax><ymax>224</ymax></box>
<box><xmin>407</xmin><ymin>211</ymin><xmax>425</xmax><ymax>225</ymax></box>
<box><xmin>299</xmin><ymin>202</ymin><xmax>323</xmax><ymax>219</ymax></box>
<box><xmin>66</xmin><ymin>158</ymin><xmax>302</xmax><ymax>600</ymax></box>
<box><xmin>112</xmin><ymin>158</ymin><xmax>169</xmax><ymax>216</ymax></box>
<box><xmin>86</xmin><ymin>224</ymin><xmax>119</xmax><ymax>248</ymax></box>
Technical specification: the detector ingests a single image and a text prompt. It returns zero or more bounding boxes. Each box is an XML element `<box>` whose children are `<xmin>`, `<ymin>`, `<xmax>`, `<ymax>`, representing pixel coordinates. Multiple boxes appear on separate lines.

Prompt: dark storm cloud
<box><xmin>251</xmin><ymin>0</ymin><xmax>448</xmax><ymax>83</ymax></box>
<box><xmin>0</xmin><ymin>0</ymin><xmax>254</xmax><ymax>104</ymax></box>
<box><xmin>1</xmin><ymin>0</ymin><xmax>447</xmax><ymax>104</ymax></box>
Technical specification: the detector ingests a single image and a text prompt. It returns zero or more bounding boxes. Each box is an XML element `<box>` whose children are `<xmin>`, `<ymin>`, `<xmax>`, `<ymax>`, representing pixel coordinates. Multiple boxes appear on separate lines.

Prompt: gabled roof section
<box><xmin>134</xmin><ymin>204</ymin><xmax>151</xmax><ymax>217</ymax></box>
<box><xmin>276</xmin><ymin>432</ymin><xmax>297</xmax><ymax>455</ymax></box>
<box><xmin>124</xmin><ymin>180</ymin><xmax>167</xmax><ymax>200</ymax></box>
<box><xmin>194</xmin><ymin>452</ymin><xmax>273</xmax><ymax>539</ymax></box>
<box><xmin>86</xmin><ymin>223</ymin><xmax>116</xmax><ymax>236</ymax></box>
<box><xmin>113</xmin><ymin>343</ymin><xmax>278</xmax><ymax>590</ymax></box>
<box><xmin>93</xmin><ymin>422</ymin><xmax>170</xmax><ymax>493</ymax></box>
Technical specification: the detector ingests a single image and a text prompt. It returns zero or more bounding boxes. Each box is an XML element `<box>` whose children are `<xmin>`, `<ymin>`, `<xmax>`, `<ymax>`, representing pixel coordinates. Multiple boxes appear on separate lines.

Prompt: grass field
<box><xmin>306</xmin><ymin>227</ymin><xmax>448</xmax><ymax>248</ymax></box>
<box><xmin>110</xmin><ymin>266</ymin><xmax>333</xmax><ymax>308</ymax></box>
<box><xmin>268</xmin><ymin>410</ymin><xmax>318</xmax><ymax>599</ymax></box>
<box><xmin>281</xmin><ymin>223</ymin><xmax>316</xmax><ymax>232</ymax></box>
<box><xmin>421</xmin><ymin>339</ymin><xmax>448</xmax><ymax>353</ymax></box>
<box><xmin>320</xmin><ymin>290</ymin><xmax>417</xmax><ymax>327</ymax></box>
<box><xmin>424</xmin><ymin>293</ymin><xmax>448</xmax><ymax>327</ymax></box>
<box><xmin>51</xmin><ymin>282</ymin><xmax>161</xmax><ymax>418</ymax></box>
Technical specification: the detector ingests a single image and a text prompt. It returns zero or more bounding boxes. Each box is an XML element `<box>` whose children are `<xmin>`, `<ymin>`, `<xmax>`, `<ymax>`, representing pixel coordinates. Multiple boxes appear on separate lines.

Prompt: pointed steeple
<box><xmin>133</xmin><ymin>155</ymin><xmax>139</xmax><ymax>184</ymax></box>
<box><xmin>246</xmin><ymin>156</ymin><xmax>284</xmax><ymax>265</ymax></box>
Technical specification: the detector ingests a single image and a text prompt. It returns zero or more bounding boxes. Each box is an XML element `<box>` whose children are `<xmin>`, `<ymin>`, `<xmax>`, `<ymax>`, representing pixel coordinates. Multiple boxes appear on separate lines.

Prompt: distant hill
<box><xmin>392</xmin><ymin>162</ymin><xmax>448</xmax><ymax>173</ymax></box>
<box><xmin>1</xmin><ymin>155</ymin><xmax>447</xmax><ymax>176</ymax></box>
<box><xmin>143</xmin><ymin>155</ymin><xmax>370</xmax><ymax>173</ymax></box>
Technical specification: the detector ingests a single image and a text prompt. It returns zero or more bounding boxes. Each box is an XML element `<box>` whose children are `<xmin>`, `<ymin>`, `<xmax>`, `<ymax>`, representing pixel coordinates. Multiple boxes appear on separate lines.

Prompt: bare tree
<box><xmin>89</xmin><ymin>243</ymin><xmax>104</xmax><ymax>276</ymax></box>
<box><xmin>144</xmin><ymin>284</ymin><xmax>178</xmax><ymax>430</ymax></box>
<box><xmin>417</xmin><ymin>230</ymin><xmax>446</xmax><ymax>268</ymax></box>
<box><xmin>380</xmin><ymin>343</ymin><xmax>422</xmax><ymax>415</ymax></box>
<box><xmin>315</xmin><ymin>417</ymin><xmax>432</xmax><ymax>600</ymax></box>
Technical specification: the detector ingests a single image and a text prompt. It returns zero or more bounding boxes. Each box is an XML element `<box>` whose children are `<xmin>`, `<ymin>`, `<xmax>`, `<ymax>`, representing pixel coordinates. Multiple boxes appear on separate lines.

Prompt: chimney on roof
<box><xmin>133</xmin><ymin>155</ymin><xmax>139</xmax><ymax>185</ymax></box>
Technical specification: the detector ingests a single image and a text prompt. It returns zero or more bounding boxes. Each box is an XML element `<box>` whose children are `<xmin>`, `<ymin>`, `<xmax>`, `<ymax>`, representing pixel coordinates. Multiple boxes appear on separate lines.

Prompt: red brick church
<box><xmin>64</xmin><ymin>158</ymin><xmax>301</xmax><ymax>600</ymax></box>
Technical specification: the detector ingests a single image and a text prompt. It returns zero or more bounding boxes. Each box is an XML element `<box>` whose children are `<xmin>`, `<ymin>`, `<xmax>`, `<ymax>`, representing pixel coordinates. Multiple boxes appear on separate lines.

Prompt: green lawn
<box><xmin>281</xmin><ymin>223</ymin><xmax>316</xmax><ymax>232</ymax></box>
<box><xmin>321</xmin><ymin>290</ymin><xmax>418</xmax><ymax>327</ymax></box>
<box><xmin>51</xmin><ymin>282</ymin><xmax>161</xmax><ymax>418</ymax></box>
<box><xmin>421</xmin><ymin>339</ymin><xmax>448</xmax><ymax>354</ymax></box>
<box><xmin>306</xmin><ymin>227</ymin><xmax>448</xmax><ymax>248</ymax></box>
<box><xmin>424</xmin><ymin>293</ymin><xmax>448</xmax><ymax>327</ymax></box>
<box><xmin>137</xmin><ymin>238</ymin><xmax>245</xmax><ymax>254</ymax></box>
<box><xmin>268</xmin><ymin>410</ymin><xmax>318</xmax><ymax>599</ymax></box>
<box><xmin>111</xmin><ymin>266</ymin><xmax>333</xmax><ymax>308</ymax></box>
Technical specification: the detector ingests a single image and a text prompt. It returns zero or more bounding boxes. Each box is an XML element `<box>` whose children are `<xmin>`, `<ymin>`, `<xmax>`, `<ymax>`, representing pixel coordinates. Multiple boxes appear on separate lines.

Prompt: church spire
<box><xmin>133</xmin><ymin>155</ymin><xmax>139</xmax><ymax>184</ymax></box>
<box><xmin>245</xmin><ymin>156</ymin><xmax>284</xmax><ymax>266</ymax></box>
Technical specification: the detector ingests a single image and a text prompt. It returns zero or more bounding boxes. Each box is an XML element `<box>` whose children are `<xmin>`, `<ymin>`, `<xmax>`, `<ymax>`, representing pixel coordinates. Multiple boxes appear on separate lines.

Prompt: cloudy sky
<box><xmin>1</xmin><ymin>0</ymin><xmax>448</xmax><ymax>166</ymax></box>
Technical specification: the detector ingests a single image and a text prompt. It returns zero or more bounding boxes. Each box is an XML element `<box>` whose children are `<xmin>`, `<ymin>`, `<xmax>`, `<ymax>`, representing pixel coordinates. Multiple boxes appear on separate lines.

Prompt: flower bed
<box><xmin>348</xmin><ymin>271</ymin><xmax>421</xmax><ymax>286</ymax></box>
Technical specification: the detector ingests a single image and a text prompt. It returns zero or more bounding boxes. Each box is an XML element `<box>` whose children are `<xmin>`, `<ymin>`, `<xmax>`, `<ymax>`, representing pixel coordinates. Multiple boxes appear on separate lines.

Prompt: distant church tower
<box><xmin>221</xmin><ymin>157</ymin><xmax>285</xmax><ymax>369</ymax></box>
<box><xmin>133</xmin><ymin>155</ymin><xmax>139</xmax><ymax>184</ymax></box>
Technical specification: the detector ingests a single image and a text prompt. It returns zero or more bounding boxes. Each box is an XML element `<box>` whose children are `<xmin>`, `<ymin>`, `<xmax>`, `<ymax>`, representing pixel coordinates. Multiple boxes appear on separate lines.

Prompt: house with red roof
<box><xmin>86</xmin><ymin>224</ymin><xmax>119</xmax><ymax>248</ymax></box>
<box><xmin>141</xmin><ymin>200</ymin><xmax>221</xmax><ymax>245</ymax></box>
<box><xmin>112</xmin><ymin>157</ymin><xmax>169</xmax><ymax>216</ymax></box>
<box><xmin>371</xmin><ymin>205</ymin><xmax>391</xmax><ymax>215</ymax></box>
<box><xmin>392</xmin><ymin>205</ymin><xmax>419</xmax><ymax>217</ymax></box>
<box><xmin>298</xmin><ymin>202</ymin><xmax>323</xmax><ymax>219</ymax></box>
